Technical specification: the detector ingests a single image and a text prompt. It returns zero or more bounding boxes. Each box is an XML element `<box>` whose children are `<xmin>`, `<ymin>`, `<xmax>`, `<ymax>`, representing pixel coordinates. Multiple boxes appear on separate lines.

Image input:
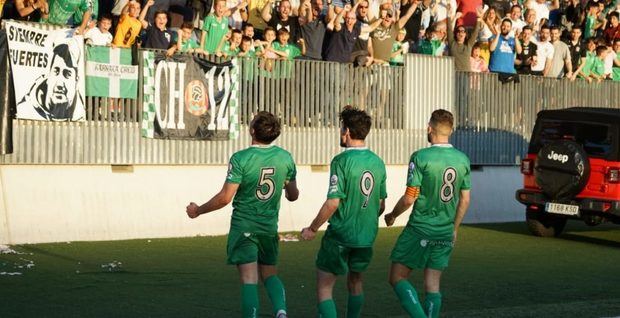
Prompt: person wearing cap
<box><xmin>16</xmin><ymin>41</ymin><xmax>85</xmax><ymax>121</ymax></box>
<box><xmin>369</xmin><ymin>2</ymin><xmax>418</xmax><ymax>64</ymax></box>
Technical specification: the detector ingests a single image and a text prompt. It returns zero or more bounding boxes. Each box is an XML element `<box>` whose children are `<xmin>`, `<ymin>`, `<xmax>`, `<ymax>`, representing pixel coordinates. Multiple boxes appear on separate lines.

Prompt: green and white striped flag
<box><xmin>86</xmin><ymin>46</ymin><xmax>138</xmax><ymax>99</ymax></box>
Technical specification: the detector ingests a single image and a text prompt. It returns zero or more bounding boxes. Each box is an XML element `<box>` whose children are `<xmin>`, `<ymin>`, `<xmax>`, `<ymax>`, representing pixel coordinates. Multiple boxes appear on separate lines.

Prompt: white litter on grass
<box><xmin>0</xmin><ymin>272</ymin><xmax>22</xmax><ymax>276</ymax></box>
<box><xmin>101</xmin><ymin>261</ymin><xmax>123</xmax><ymax>272</ymax></box>
<box><xmin>1</xmin><ymin>245</ymin><xmax>22</xmax><ymax>254</ymax></box>
<box><xmin>279</xmin><ymin>234</ymin><xmax>299</xmax><ymax>242</ymax></box>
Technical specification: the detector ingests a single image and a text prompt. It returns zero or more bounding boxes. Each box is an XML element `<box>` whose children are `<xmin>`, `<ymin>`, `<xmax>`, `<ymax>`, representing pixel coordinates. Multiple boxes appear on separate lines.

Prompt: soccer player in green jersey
<box><xmin>301</xmin><ymin>106</ymin><xmax>387</xmax><ymax>318</ymax></box>
<box><xmin>384</xmin><ymin>109</ymin><xmax>471</xmax><ymax>318</ymax></box>
<box><xmin>186</xmin><ymin>111</ymin><xmax>299</xmax><ymax>318</ymax></box>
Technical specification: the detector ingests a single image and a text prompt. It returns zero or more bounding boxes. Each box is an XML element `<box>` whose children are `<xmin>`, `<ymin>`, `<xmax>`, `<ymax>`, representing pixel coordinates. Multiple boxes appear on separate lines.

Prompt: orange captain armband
<box><xmin>405</xmin><ymin>186</ymin><xmax>420</xmax><ymax>199</ymax></box>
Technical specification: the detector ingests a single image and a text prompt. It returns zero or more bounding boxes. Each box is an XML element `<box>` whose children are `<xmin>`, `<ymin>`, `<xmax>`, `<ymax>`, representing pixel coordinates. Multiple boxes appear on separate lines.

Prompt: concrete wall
<box><xmin>0</xmin><ymin>165</ymin><xmax>524</xmax><ymax>244</ymax></box>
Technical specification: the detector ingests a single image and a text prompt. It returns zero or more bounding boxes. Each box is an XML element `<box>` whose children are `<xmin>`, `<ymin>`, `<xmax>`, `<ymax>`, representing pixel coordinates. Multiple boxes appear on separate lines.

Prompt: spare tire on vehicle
<box><xmin>535</xmin><ymin>140</ymin><xmax>590</xmax><ymax>200</ymax></box>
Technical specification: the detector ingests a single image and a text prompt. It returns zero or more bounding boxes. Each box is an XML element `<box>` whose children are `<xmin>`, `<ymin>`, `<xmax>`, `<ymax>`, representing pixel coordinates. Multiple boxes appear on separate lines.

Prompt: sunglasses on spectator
<box><xmin>457</xmin><ymin>29</ymin><xmax>466</xmax><ymax>33</ymax></box>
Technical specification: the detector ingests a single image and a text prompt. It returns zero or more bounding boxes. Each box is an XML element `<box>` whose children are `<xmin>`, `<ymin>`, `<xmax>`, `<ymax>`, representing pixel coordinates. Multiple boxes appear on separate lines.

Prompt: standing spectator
<box><xmin>456</xmin><ymin>0</ymin><xmax>482</xmax><ymax>28</ymax></box>
<box><xmin>417</xmin><ymin>24</ymin><xmax>447</xmax><ymax>56</ymax></box>
<box><xmin>143</xmin><ymin>0</ymin><xmax>192</xmax><ymax>25</ymax></box>
<box><xmin>85</xmin><ymin>14</ymin><xmax>113</xmax><ymax>46</ymax></box>
<box><xmin>583</xmin><ymin>1</ymin><xmax>603</xmax><ymax>39</ymax></box>
<box><xmin>515</xmin><ymin>25</ymin><xmax>537</xmax><ymax>75</ymax></box>
<box><xmin>400</xmin><ymin>0</ymin><xmax>425</xmax><ymax>53</ymax></box>
<box><xmin>447</xmin><ymin>6</ymin><xmax>482</xmax><ymax>71</ymax></box>
<box><xmin>73</xmin><ymin>0</ymin><xmax>97</xmax><ymax>29</ymax></box>
<box><xmin>603</xmin><ymin>40</ymin><xmax>615</xmax><ymax>79</ymax></box>
<box><xmin>470</xmin><ymin>42</ymin><xmax>489</xmax><ymax>72</ymax></box>
<box><xmin>112</xmin><ymin>0</ymin><xmax>142</xmax><ymax>48</ymax></box>
<box><xmin>140</xmin><ymin>5</ymin><xmax>174</xmax><ymax>50</ymax></box>
<box><xmin>489</xmin><ymin>19</ymin><xmax>522</xmax><ymax>74</ymax></box>
<box><xmin>508</xmin><ymin>4</ymin><xmax>527</xmax><ymax>37</ymax></box>
<box><xmin>246</xmin><ymin>0</ymin><xmax>270</xmax><ymax>38</ymax></box>
<box><xmin>173</xmin><ymin>22</ymin><xmax>204</xmax><ymax>54</ymax></box>
<box><xmin>531</xmin><ymin>24</ymin><xmax>554</xmax><ymax>76</ymax></box>
<box><xmin>298</xmin><ymin>0</ymin><xmax>327</xmax><ymax>60</ymax></box>
<box><xmin>525</xmin><ymin>0</ymin><xmax>559</xmax><ymax>26</ymax></box>
<box><xmin>564</xmin><ymin>0</ymin><xmax>583</xmax><ymax>29</ymax></box>
<box><xmin>324</xmin><ymin>6</ymin><xmax>361</xmax><ymax>63</ymax></box>
<box><xmin>4</xmin><ymin>0</ymin><xmax>49</xmax><ymax>21</ymax></box>
<box><xmin>272</xmin><ymin>27</ymin><xmax>306</xmax><ymax>59</ymax></box>
<box><xmin>478</xmin><ymin>7</ymin><xmax>501</xmax><ymax>63</ymax></box>
<box><xmin>227</xmin><ymin>0</ymin><xmax>247</xmax><ymax>30</ymax></box>
<box><xmin>201</xmin><ymin>0</ymin><xmax>229</xmax><ymax>54</ymax></box>
<box><xmin>42</xmin><ymin>0</ymin><xmax>91</xmax><ymax>35</ymax></box>
<box><xmin>390</xmin><ymin>29</ymin><xmax>409</xmax><ymax>65</ymax></box>
<box><xmin>524</xmin><ymin>8</ymin><xmax>540</xmax><ymax>36</ymax></box>
<box><xmin>574</xmin><ymin>38</ymin><xmax>599</xmax><ymax>82</ymax></box>
<box><xmin>217</xmin><ymin>28</ymin><xmax>243</xmax><ymax>57</ymax></box>
<box><xmin>604</xmin><ymin>11</ymin><xmax>620</xmax><ymax>43</ymax></box>
<box><xmin>370</xmin><ymin>3</ymin><xmax>418</xmax><ymax>64</ymax></box>
<box><xmin>612</xmin><ymin>38</ymin><xmax>620</xmax><ymax>81</ymax></box>
<box><xmin>262</xmin><ymin>0</ymin><xmax>301</xmax><ymax>43</ymax></box>
<box><xmin>566</xmin><ymin>26</ymin><xmax>584</xmax><ymax>74</ymax></box>
<box><xmin>548</xmin><ymin>25</ymin><xmax>572</xmax><ymax>78</ymax></box>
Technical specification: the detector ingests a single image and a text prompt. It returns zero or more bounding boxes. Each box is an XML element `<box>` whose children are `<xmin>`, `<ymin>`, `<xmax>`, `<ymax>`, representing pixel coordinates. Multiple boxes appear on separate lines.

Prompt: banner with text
<box><xmin>86</xmin><ymin>46</ymin><xmax>138</xmax><ymax>99</ymax></box>
<box><xmin>6</xmin><ymin>21</ymin><xmax>86</xmax><ymax>121</ymax></box>
<box><xmin>141</xmin><ymin>52</ymin><xmax>239</xmax><ymax>140</ymax></box>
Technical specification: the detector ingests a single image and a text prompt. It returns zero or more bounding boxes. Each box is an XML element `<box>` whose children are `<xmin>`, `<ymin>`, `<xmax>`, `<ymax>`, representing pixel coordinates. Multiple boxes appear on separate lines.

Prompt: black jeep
<box><xmin>516</xmin><ymin>107</ymin><xmax>620</xmax><ymax>237</ymax></box>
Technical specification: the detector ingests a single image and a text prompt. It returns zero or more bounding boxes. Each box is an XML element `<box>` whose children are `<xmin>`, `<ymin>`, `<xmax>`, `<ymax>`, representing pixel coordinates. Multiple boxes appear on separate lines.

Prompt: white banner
<box><xmin>6</xmin><ymin>21</ymin><xmax>86</xmax><ymax>121</ymax></box>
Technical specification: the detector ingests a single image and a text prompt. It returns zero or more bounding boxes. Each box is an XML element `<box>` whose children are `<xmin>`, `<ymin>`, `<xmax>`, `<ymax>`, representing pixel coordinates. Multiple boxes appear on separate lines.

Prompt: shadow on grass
<box><xmin>465</xmin><ymin>221</ymin><xmax>620</xmax><ymax>248</ymax></box>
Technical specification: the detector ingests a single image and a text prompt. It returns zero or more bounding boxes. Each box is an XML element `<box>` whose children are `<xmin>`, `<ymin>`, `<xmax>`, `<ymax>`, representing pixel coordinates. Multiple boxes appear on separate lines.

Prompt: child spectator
<box><xmin>578</xmin><ymin>44</ymin><xmax>608</xmax><ymax>83</ymax></box>
<box><xmin>112</xmin><ymin>0</ymin><xmax>144</xmax><ymax>48</ymax></box>
<box><xmin>272</xmin><ymin>28</ymin><xmax>306</xmax><ymax>59</ymax></box>
<box><xmin>470</xmin><ymin>42</ymin><xmax>488</xmax><ymax>72</ymax></box>
<box><xmin>418</xmin><ymin>24</ymin><xmax>445</xmax><ymax>56</ymax></box>
<box><xmin>201</xmin><ymin>0</ymin><xmax>229</xmax><ymax>54</ymax></box>
<box><xmin>174</xmin><ymin>22</ymin><xmax>204</xmax><ymax>54</ymax></box>
<box><xmin>217</xmin><ymin>28</ymin><xmax>243</xmax><ymax>57</ymax></box>
<box><xmin>389</xmin><ymin>28</ymin><xmax>408</xmax><ymax>66</ymax></box>
<box><xmin>613</xmin><ymin>39</ymin><xmax>620</xmax><ymax>81</ymax></box>
<box><xmin>140</xmin><ymin>3</ymin><xmax>174</xmax><ymax>50</ymax></box>
<box><xmin>238</xmin><ymin>36</ymin><xmax>256</xmax><ymax>57</ymax></box>
<box><xmin>85</xmin><ymin>14</ymin><xmax>113</xmax><ymax>46</ymax></box>
<box><xmin>257</xmin><ymin>26</ymin><xmax>279</xmax><ymax>59</ymax></box>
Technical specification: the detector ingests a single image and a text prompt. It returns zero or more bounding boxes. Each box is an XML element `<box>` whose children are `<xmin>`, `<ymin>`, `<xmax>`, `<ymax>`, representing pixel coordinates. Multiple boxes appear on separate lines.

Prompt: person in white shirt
<box><xmin>531</xmin><ymin>24</ymin><xmax>554</xmax><ymax>76</ymax></box>
<box><xmin>508</xmin><ymin>4</ymin><xmax>526</xmax><ymax>37</ymax></box>
<box><xmin>84</xmin><ymin>15</ymin><xmax>114</xmax><ymax>46</ymax></box>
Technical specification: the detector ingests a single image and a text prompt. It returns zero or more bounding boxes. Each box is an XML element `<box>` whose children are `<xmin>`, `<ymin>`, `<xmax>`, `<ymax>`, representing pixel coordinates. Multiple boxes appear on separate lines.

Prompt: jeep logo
<box><xmin>548</xmin><ymin>151</ymin><xmax>569</xmax><ymax>163</ymax></box>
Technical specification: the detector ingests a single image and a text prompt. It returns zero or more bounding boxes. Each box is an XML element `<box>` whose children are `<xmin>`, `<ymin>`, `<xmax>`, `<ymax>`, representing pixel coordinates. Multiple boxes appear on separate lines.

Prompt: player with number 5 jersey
<box><xmin>301</xmin><ymin>106</ymin><xmax>387</xmax><ymax>318</ymax></box>
<box><xmin>185</xmin><ymin>111</ymin><xmax>299</xmax><ymax>318</ymax></box>
<box><xmin>384</xmin><ymin>109</ymin><xmax>471</xmax><ymax>318</ymax></box>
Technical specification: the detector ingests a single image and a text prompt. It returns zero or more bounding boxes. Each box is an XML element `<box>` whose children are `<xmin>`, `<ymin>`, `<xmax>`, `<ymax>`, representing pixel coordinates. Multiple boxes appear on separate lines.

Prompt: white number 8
<box><xmin>360</xmin><ymin>171</ymin><xmax>375</xmax><ymax>208</ymax></box>
<box><xmin>440</xmin><ymin>167</ymin><xmax>457</xmax><ymax>202</ymax></box>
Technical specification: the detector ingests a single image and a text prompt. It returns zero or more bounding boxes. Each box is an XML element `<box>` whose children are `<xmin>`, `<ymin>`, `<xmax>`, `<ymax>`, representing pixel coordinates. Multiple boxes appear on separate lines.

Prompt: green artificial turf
<box><xmin>1</xmin><ymin>222</ymin><xmax>619</xmax><ymax>317</ymax></box>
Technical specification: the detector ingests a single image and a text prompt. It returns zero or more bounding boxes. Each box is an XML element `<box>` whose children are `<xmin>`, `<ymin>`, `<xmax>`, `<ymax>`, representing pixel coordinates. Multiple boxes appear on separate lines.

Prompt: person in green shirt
<box><xmin>216</xmin><ymin>28</ymin><xmax>242</xmax><ymax>57</ymax></box>
<box><xmin>301</xmin><ymin>106</ymin><xmax>387</xmax><ymax>318</ymax></box>
<box><xmin>170</xmin><ymin>22</ymin><xmax>204</xmax><ymax>55</ymax></box>
<box><xmin>578</xmin><ymin>44</ymin><xmax>608</xmax><ymax>83</ymax></box>
<box><xmin>186</xmin><ymin>111</ymin><xmax>299</xmax><ymax>318</ymax></box>
<box><xmin>384</xmin><ymin>109</ymin><xmax>471</xmax><ymax>318</ymax></box>
<box><xmin>200</xmin><ymin>0</ymin><xmax>229</xmax><ymax>54</ymax></box>
<box><xmin>239</xmin><ymin>36</ymin><xmax>257</xmax><ymax>58</ymax></box>
<box><xmin>271</xmin><ymin>28</ymin><xmax>306</xmax><ymax>60</ymax></box>
<box><xmin>390</xmin><ymin>29</ymin><xmax>408</xmax><ymax>66</ymax></box>
<box><xmin>42</xmin><ymin>0</ymin><xmax>91</xmax><ymax>35</ymax></box>
<box><xmin>417</xmin><ymin>25</ymin><xmax>445</xmax><ymax>56</ymax></box>
<box><xmin>612</xmin><ymin>39</ymin><xmax>620</xmax><ymax>81</ymax></box>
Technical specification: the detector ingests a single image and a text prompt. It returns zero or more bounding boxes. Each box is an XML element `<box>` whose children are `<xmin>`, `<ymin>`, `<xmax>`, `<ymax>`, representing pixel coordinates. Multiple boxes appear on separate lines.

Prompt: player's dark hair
<box><xmin>610</xmin><ymin>12</ymin><xmax>619</xmax><ymax>20</ymax></box>
<box><xmin>252</xmin><ymin>111</ymin><xmax>281</xmax><ymax>143</ymax></box>
<box><xmin>430</xmin><ymin>109</ymin><xmax>454</xmax><ymax>131</ymax></box>
<box><xmin>595</xmin><ymin>45</ymin><xmax>608</xmax><ymax>56</ymax></box>
<box><xmin>340</xmin><ymin>106</ymin><xmax>372</xmax><ymax>140</ymax></box>
<box><xmin>52</xmin><ymin>44</ymin><xmax>77</xmax><ymax>70</ymax></box>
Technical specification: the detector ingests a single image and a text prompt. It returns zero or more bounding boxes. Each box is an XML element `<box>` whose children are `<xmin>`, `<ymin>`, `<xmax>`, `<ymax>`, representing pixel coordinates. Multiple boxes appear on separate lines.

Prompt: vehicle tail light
<box><xmin>606</xmin><ymin>167</ymin><xmax>620</xmax><ymax>183</ymax></box>
<box><xmin>521</xmin><ymin>159</ymin><xmax>533</xmax><ymax>175</ymax></box>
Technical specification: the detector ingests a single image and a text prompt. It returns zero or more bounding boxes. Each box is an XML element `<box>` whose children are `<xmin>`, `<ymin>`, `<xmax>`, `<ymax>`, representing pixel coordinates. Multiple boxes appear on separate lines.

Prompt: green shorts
<box><xmin>226</xmin><ymin>230</ymin><xmax>279</xmax><ymax>265</ymax></box>
<box><xmin>315</xmin><ymin>235</ymin><xmax>373</xmax><ymax>275</ymax></box>
<box><xmin>390</xmin><ymin>226</ymin><xmax>454</xmax><ymax>270</ymax></box>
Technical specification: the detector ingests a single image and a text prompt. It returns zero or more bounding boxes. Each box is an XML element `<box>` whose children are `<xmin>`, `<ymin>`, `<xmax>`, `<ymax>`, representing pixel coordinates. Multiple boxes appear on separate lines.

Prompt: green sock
<box><xmin>424</xmin><ymin>292</ymin><xmax>442</xmax><ymax>318</ymax></box>
<box><xmin>318</xmin><ymin>299</ymin><xmax>337</xmax><ymax>318</ymax></box>
<box><xmin>241</xmin><ymin>284</ymin><xmax>259</xmax><ymax>318</ymax></box>
<box><xmin>264</xmin><ymin>275</ymin><xmax>287</xmax><ymax>315</ymax></box>
<box><xmin>346</xmin><ymin>293</ymin><xmax>364</xmax><ymax>318</ymax></box>
<box><xmin>393</xmin><ymin>280</ymin><xmax>426</xmax><ymax>318</ymax></box>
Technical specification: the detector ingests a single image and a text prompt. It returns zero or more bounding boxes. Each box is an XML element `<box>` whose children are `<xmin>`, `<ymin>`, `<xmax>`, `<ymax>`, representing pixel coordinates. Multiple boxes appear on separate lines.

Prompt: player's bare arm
<box><xmin>301</xmin><ymin>198</ymin><xmax>340</xmax><ymax>240</ymax></box>
<box><xmin>452</xmin><ymin>189</ymin><xmax>471</xmax><ymax>243</ymax></box>
<box><xmin>284</xmin><ymin>180</ymin><xmax>299</xmax><ymax>201</ymax></box>
<box><xmin>384</xmin><ymin>186</ymin><xmax>419</xmax><ymax>226</ymax></box>
<box><xmin>186</xmin><ymin>182</ymin><xmax>240</xmax><ymax>218</ymax></box>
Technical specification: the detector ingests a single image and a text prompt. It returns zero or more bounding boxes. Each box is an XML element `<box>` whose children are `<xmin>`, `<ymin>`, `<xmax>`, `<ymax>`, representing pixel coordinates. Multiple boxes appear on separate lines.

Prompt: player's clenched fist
<box><xmin>301</xmin><ymin>227</ymin><xmax>316</xmax><ymax>241</ymax></box>
<box><xmin>384</xmin><ymin>213</ymin><xmax>396</xmax><ymax>226</ymax></box>
<box><xmin>186</xmin><ymin>202</ymin><xmax>200</xmax><ymax>218</ymax></box>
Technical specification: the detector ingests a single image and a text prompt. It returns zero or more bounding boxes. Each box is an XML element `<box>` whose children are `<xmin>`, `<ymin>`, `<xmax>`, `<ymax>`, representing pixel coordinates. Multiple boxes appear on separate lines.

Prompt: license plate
<box><xmin>545</xmin><ymin>203</ymin><xmax>579</xmax><ymax>216</ymax></box>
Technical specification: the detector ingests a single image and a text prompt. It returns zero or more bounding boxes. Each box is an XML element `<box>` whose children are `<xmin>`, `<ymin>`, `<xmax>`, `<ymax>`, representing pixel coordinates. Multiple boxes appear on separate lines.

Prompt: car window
<box><xmin>530</xmin><ymin>120</ymin><xmax>613</xmax><ymax>158</ymax></box>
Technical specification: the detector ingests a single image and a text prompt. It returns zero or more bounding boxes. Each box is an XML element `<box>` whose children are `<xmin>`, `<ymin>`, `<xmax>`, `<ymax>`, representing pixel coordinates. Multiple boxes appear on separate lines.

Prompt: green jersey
<box><xmin>613</xmin><ymin>52</ymin><xmax>620</xmax><ymax>81</ymax></box>
<box><xmin>272</xmin><ymin>42</ymin><xmax>302</xmax><ymax>60</ymax></box>
<box><xmin>43</xmin><ymin>0</ymin><xmax>90</xmax><ymax>25</ymax></box>
<box><xmin>406</xmin><ymin>144</ymin><xmax>471</xmax><ymax>240</ymax></box>
<box><xmin>201</xmin><ymin>14</ymin><xmax>228</xmax><ymax>54</ymax></box>
<box><xmin>325</xmin><ymin>147</ymin><xmax>387</xmax><ymax>247</ymax></box>
<box><xmin>225</xmin><ymin>145</ymin><xmax>297</xmax><ymax>234</ymax></box>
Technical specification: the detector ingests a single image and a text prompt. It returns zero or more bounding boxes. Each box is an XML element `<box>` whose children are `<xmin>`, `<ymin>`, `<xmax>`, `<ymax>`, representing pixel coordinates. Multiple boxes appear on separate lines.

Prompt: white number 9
<box><xmin>360</xmin><ymin>171</ymin><xmax>375</xmax><ymax>208</ymax></box>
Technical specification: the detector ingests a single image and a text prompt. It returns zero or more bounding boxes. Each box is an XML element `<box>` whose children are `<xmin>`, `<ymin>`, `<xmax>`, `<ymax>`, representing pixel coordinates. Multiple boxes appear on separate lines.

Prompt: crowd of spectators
<box><xmin>0</xmin><ymin>0</ymin><xmax>619</xmax><ymax>80</ymax></box>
